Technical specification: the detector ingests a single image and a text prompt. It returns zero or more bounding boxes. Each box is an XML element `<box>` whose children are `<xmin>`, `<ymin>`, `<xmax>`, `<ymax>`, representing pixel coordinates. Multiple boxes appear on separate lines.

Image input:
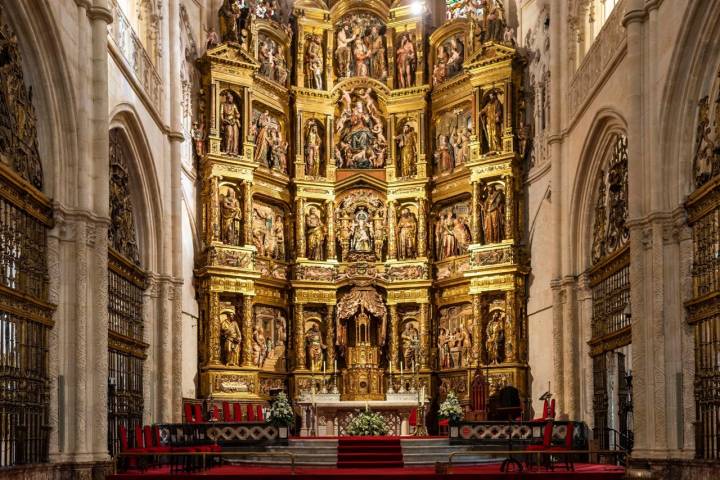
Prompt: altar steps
<box><xmin>337</xmin><ymin>437</ymin><xmax>403</xmax><ymax>468</ymax></box>
<box><xmin>401</xmin><ymin>438</ymin><xmax>496</xmax><ymax>466</ymax></box>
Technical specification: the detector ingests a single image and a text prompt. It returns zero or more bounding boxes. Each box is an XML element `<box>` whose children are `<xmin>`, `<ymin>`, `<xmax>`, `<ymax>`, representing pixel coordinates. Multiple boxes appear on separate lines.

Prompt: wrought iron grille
<box><xmin>0</xmin><ymin>175</ymin><xmax>53</xmax><ymax>467</ymax></box>
<box><xmin>589</xmin><ymin>247</ymin><xmax>631</xmax><ymax>341</ymax></box>
<box><xmin>686</xmin><ymin>178</ymin><xmax>720</xmax><ymax>460</ymax></box>
<box><xmin>592</xmin><ymin>354</ymin><xmax>609</xmax><ymax>449</ymax></box>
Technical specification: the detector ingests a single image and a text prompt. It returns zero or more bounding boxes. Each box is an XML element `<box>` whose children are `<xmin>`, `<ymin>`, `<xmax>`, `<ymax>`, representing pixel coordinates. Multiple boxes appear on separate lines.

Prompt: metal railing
<box><xmin>114</xmin><ymin>451</ymin><xmax>296</xmax><ymax>475</ymax></box>
<box><xmin>446</xmin><ymin>449</ymin><xmax>627</xmax><ymax>474</ymax></box>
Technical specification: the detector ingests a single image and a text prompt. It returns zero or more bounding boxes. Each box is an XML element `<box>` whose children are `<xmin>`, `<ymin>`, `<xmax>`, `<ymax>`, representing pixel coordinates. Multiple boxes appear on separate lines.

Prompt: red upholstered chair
<box><xmin>233</xmin><ymin>402</ymin><xmax>243</xmax><ymax>422</ymax></box>
<box><xmin>438</xmin><ymin>418</ymin><xmax>449</xmax><ymax>435</ymax></box>
<box><xmin>408</xmin><ymin>408</ymin><xmax>417</xmax><ymax>432</ymax></box>
<box><xmin>193</xmin><ymin>404</ymin><xmax>204</xmax><ymax>423</ymax></box>
<box><xmin>118</xmin><ymin>424</ymin><xmax>144</xmax><ymax>470</ymax></box>
<box><xmin>223</xmin><ymin>402</ymin><xmax>233</xmax><ymax>422</ymax></box>
<box><xmin>246</xmin><ymin>403</ymin><xmax>256</xmax><ymax>422</ymax></box>
<box><xmin>210</xmin><ymin>405</ymin><xmax>220</xmax><ymax>422</ymax></box>
<box><xmin>549</xmin><ymin>399</ymin><xmax>556</xmax><ymax>419</ymax></box>
<box><xmin>548</xmin><ymin>422</ymin><xmax>575</xmax><ymax>471</ymax></box>
<box><xmin>256</xmin><ymin>404</ymin><xmax>264</xmax><ymax>422</ymax></box>
<box><xmin>532</xmin><ymin>399</ymin><xmax>550</xmax><ymax>421</ymax></box>
<box><xmin>184</xmin><ymin>403</ymin><xmax>194</xmax><ymax>423</ymax></box>
<box><xmin>525</xmin><ymin>421</ymin><xmax>554</xmax><ymax>470</ymax></box>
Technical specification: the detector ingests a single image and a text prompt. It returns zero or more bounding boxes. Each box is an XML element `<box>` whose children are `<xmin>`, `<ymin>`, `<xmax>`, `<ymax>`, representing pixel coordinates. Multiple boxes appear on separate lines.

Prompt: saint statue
<box><xmin>305</xmin><ymin>121</ymin><xmax>322</xmax><ymax>177</ymax></box>
<box><xmin>486</xmin><ymin>311</ymin><xmax>505</xmax><ymax>364</ymax></box>
<box><xmin>253</xmin><ymin>111</ymin><xmax>272</xmax><ymax>164</ymax></box>
<box><xmin>439</xmin><ymin>328</ymin><xmax>451</xmax><ymax>369</ymax></box>
<box><xmin>275</xmin><ymin>314</ymin><xmax>287</xmax><ymax>349</ymax></box>
<box><xmin>395</xmin><ymin>124</ymin><xmax>417</xmax><ymax>177</ymax></box>
<box><xmin>221</xmin><ymin>92</ymin><xmax>241</xmax><ymax>155</ymax></box>
<box><xmin>482</xmin><ymin>184</ymin><xmax>505</xmax><ymax>244</ymax></box>
<box><xmin>480</xmin><ymin>91</ymin><xmax>503</xmax><ymax>152</ymax></box>
<box><xmin>272</xmin><ymin>214</ymin><xmax>285</xmax><ymax>260</ymax></box>
<box><xmin>305</xmin><ymin>35</ymin><xmax>324</xmax><ymax>89</ymax></box>
<box><xmin>368</xmin><ymin>26</ymin><xmax>386</xmax><ymax>80</ymax></box>
<box><xmin>350</xmin><ymin>208</ymin><xmax>373</xmax><ymax>253</ymax></box>
<box><xmin>401</xmin><ymin>322</ymin><xmax>419</xmax><ymax>369</ymax></box>
<box><xmin>434</xmin><ymin>134</ymin><xmax>454</xmax><ymax>174</ymax></box>
<box><xmin>436</xmin><ymin>212</ymin><xmax>458</xmax><ymax>260</ymax></box>
<box><xmin>219</xmin><ymin>0</ymin><xmax>243</xmax><ymax>43</ymax></box>
<box><xmin>220</xmin><ymin>189</ymin><xmax>242</xmax><ymax>245</ymax></box>
<box><xmin>396</xmin><ymin>34</ymin><xmax>416</xmax><ymax>89</ymax></box>
<box><xmin>305</xmin><ymin>206</ymin><xmax>326</xmax><ymax>260</ymax></box>
<box><xmin>305</xmin><ymin>323</ymin><xmax>326</xmax><ymax>371</ymax></box>
<box><xmin>335</xmin><ymin>23</ymin><xmax>356</xmax><ymax>78</ymax></box>
<box><xmin>191</xmin><ymin>121</ymin><xmax>205</xmax><ymax>158</ymax></box>
<box><xmin>220</xmin><ymin>311</ymin><xmax>242</xmax><ymax>366</ymax></box>
<box><xmin>252</xmin><ymin>323</ymin><xmax>267</xmax><ymax>367</ymax></box>
<box><xmin>397</xmin><ymin>208</ymin><xmax>417</xmax><ymax>260</ymax></box>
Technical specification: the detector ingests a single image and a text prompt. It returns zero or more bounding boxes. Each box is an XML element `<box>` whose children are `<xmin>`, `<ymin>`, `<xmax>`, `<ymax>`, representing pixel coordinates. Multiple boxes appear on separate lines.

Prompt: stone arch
<box><xmin>568</xmin><ymin>108</ymin><xmax>628</xmax><ymax>275</ymax></box>
<box><xmin>109</xmin><ymin>106</ymin><xmax>165</xmax><ymax>274</ymax></box>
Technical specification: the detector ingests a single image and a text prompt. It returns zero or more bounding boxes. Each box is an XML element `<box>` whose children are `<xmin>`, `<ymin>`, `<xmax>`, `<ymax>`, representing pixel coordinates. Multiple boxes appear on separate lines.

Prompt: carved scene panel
<box><xmin>438</xmin><ymin>303</ymin><xmax>473</xmax><ymax>370</ymax></box>
<box><xmin>433</xmin><ymin>103</ymin><xmax>472</xmax><ymax>175</ymax></box>
<box><xmin>434</xmin><ymin>199</ymin><xmax>472</xmax><ymax>261</ymax></box>
<box><xmin>253</xmin><ymin>305</ymin><xmax>287</xmax><ymax>371</ymax></box>
<box><xmin>252</xmin><ymin>106</ymin><xmax>289</xmax><ymax>174</ymax></box>
<box><xmin>334</xmin><ymin>13</ymin><xmax>387</xmax><ymax>83</ymax></box>
<box><xmin>251</xmin><ymin>199</ymin><xmax>286</xmax><ymax>261</ymax></box>
<box><xmin>334</xmin><ymin>87</ymin><xmax>387</xmax><ymax>170</ymax></box>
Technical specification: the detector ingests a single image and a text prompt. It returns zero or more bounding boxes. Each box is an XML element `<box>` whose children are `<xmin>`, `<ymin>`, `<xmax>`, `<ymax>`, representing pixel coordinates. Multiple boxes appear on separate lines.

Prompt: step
<box><xmin>338</xmin><ymin>446</ymin><xmax>402</xmax><ymax>453</ymax></box>
<box><xmin>337</xmin><ymin>461</ymin><xmax>404</xmax><ymax>469</ymax></box>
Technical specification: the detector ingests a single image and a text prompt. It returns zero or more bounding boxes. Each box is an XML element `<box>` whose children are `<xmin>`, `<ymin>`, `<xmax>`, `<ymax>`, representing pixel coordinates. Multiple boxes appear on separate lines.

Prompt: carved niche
<box><xmin>479</xmin><ymin>88</ymin><xmax>504</xmax><ymax>154</ymax></box>
<box><xmin>251</xmin><ymin>200</ymin><xmax>286</xmax><ymax>260</ymax></box>
<box><xmin>395</xmin><ymin>32</ymin><xmax>417</xmax><ymax>89</ymax></box>
<box><xmin>479</xmin><ymin>179</ymin><xmax>506</xmax><ymax>245</ymax></box>
<box><xmin>438</xmin><ymin>303</ymin><xmax>473</xmax><ymax>370</ymax></box>
<box><xmin>252</xmin><ymin>107</ymin><xmax>288</xmax><ymax>174</ymax></box>
<box><xmin>334</xmin><ymin>12</ymin><xmax>387</xmax><ymax>82</ymax></box>
<box><xmin>335</xmin><ymin>189</ymin><xmax>386</xmax><ymax>262</ymax></box>
<box><xmin>334</xmin><ymin>87</ymin><xmax>387</xmax><ymax>169</ymax></box>
<box><xmin>219</xmin><ymin>183</ymin><xmax>243</xmax><ymax>246</ymax></box>
<box><xmin>433</xmin><ymin>103</ymin><xmax>472</xmax><ymax>175</ymax></box>
<box><xmin>434</xmin><ymin>200</ymin><xmax>472</xmax><ymax>261</ymax></box>
<box><xmin>303</xmin><ymin>308</ymin><xmax>328</xmax><ymax>372</ymax></box>
<box><xmin>109</xmin><ymin>129</ymin><xmax>141</xmax><ymax>265</ymax></box>
<box><xmin>396</xmin><ymin>203</ymin><xmax>419</xmax><ymax>260</ymax></box>
<box><xmin>257</xmin><ymin>31</ymin><xmax>289</xmax><ymax>86</ymax></box>
<box><xmin>693</xmin><ymin>67</ymin><xmax>720</xmax><ymax>188</ymax></box>
<box><xmin>394</xmin><ymin>119</ymin><xmax>418</xmax><ymax>178</ymax></box>
<box><xmin>591</xmin><ymin>134</ymin><xmax>628</xmax><ymax>264</ymax></box>
<box><xmin>305</xmin><ymin>202</ymin><xmax>327</xmax><ymax>261</ymax></box>
<box><xmin>485</xmin><ymin>301</ymin><xmax>506</xmax><ymax>364</ymax></box>
<box><xmin>0</xmin><ymin>14</ymin><xmax>42</xmax><ymax>189</ymax></box>
<box><xmin>253</xmin><ymin>305</ymin><xmax>287</xmax><ymax>370</ymax></box>
<box><xmin>304</xmin><ymin>118</ymin><xmax>325</xmax><ymax>178</ymax></box>
<box><xmin>304</xmin><ymin>33</ymin><xmax>324</xmax><ymax>90</ymax></box>
<box><xmin>220</xmin><ymin>89</ymin><xmax>243</xmax><ymax>155</ymax></box>
<box><xmin>219</xmin><ymin>305</ymin><xmax>242</xmax><ymax>366</ymax></box>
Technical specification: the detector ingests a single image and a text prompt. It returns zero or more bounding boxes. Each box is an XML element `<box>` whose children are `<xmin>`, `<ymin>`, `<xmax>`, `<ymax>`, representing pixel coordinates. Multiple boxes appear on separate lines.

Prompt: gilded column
<box><xmin>244</xmin><ymin>180</ymin><xmax>253</xmax><ymax>245</ymax></box>
<box><xmin>506</xmin><ymin>290</ymin><xmax>517</xmax><ymax>363</ymax></box>
<box><xmin>297</xmin><ymin>33</ymin><xmax>306</xmax><ymax>87</ymax></box>
<box><xmin>297</xmin><ymin>197</ymin><xmax>306</xmax><ymax>258</ymax></box>
<box><xmin>326</xmin><ymin>304</ymin><xmax>336</xmax><ymax>370</ymax></box>
<box><xmin>419</xmin><ymin>302</ymin><xmax>429</xmax><ymax>370</ymax></box>
<box><xmin>295</xmin><ymin>303</ymin><xmax>306</xmax><ymax>370</ymax></box>
<box><xmin>326</xmin><ymin>200</ymin><xmax>336</xmax><ymax>260</ymax></box>
<box><xmin>504</xmin><ymin>175</ymin><xmax>514</xmax><ymax>241</ymax></box>
<box><xmin>389</xmin><ymin>304</ymin><xmax>399</xmax><ymax>369</ymax></box>
<box><xmin>387</xmin><ymin>201</ymin><xmax>397</xmax><ymax>260</ymax></box>
<box><xmin>417</xmin><ymin>198</ymin><xmax>427</xmax><ymax>257</ymax></box>
<box><xmin>242</xmin><ymin>86</ymin><xmax>251</xmax><ymax>143</ymax></box>
<box><xmin>242</xmin><ymin>295</ymin><xmax>254</xmax><ymax>367</ymax></box>
<box><xmin>472</xmin><ymin>294</ymin><xmax>482</xmax><ymax>366</ymax></box>
<box><xmin>471</xmin><ymin>181</ymin><xmax>481</xmax><ymax>243</ymax></box>
<box><xmin>326</xmin><ymin>32</ymin><xmax>334</xmax><ymax>90</ymax></box>
<box><xmin>209</xmin><ymin>291</ymin><xmax>221</xmax><ymax>365</ymax></box>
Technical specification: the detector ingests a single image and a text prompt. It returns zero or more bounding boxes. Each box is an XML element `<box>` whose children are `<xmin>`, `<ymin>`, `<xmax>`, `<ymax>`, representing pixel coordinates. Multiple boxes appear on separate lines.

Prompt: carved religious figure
<box><xmin>397</xmin><ymin>208</ymin><xmax>417</xmax><ymax>260</ymax></box>
<box><xmin>335</xmin><ymin>23</ymin><xmax>356</xmax><ymax>79</ymax></box>
<box><xmin>486</xmin><ymin>310</ymin><xmax>505</xmax><ymax>364</ymax></box>
<box><xmin>219</xmin><ymin>0</ymin><xmax>243</xmax><ymax>43</ymax></box>
<box><xmin>305</xmin><ymin>323</ymin><xmax>326</xmax><ymax>371</ymax></box>
<box><xmin>305</xmin><ymin>34</ymin><xmax>324</xmax><ymax>89</ymax></box>
<box><xmin>220</xmin><ymin>311</ymin><xmax>242</xmax><ymax>366</ymax></box>
<box><xmin>396</xmin><ymin>34</ymin><xmax>416</xmax><ymax>89</ymax></box>
<box><xmin>252</xmin><ymin>110</ymin><xmax>287</xmax><ymax>173</ymax></box>
<box><xmin>305</xmin><ymin>120</ymin><xmax>323</xmax><ymax>177</ymax></box>
<box><xmin>191</xmin><ymin>121</ymin><xmax>206</xmax><ymax>158</ymax></box>
<box><xmin>252</xmin><ymin>203</ymin><xmax>285</xmax><ymax>260</ymax></box>
<box><xmin>335</xmin><ymin>14</ymin><xmax>387</xmax><ymax>81</ymax></box>
<box><xmin>350</xmin><ymin>208</ymin><xmax>373</xmax><ymax>253</ymax></box>
<box><xmin>252</xmin><ymin>322</ymin><xmax>268</xmax><ymax>367</ymax></box>
<box><xmin>433</xmin><ymin>36</ymin><xmax>464</xmax><ymax>86</ymax></box>
<box><xmin>481</xmin><ymin>184</ymin><xmax>505</xmax><ymax>244</ymax></box>
<box><xmin>335</xmin><ymin>88</ymin><xmax>387</xmax><ymax>168</ymax></box>
<box><xmin>434</xmin><ymin>134</ymin><xmax>454</xmax><ymax>173</ymax></box>
<box><xmin>434</xmin><ymin>203</ymin><xmax>472</xmax><ymax>260</ymax></box>
<box><xmin>306</xmin><ymin>206</ymin><xmax>326</xmax><ymax>260</ymax></box>
<box><xmin>368</xmin><ymin>26</ymin><xmax>387</xmax><ymax>80</ymax></box>
<box><xmin>220</xmin><ymin>188</ymin><xmax>242</xmax><ymax>245</ymax></box>
<box><xmin>480</xmin><ymin>91</ymin><xmax>503</xmax><ymax>153</ymax></box>
<box><xmin>395</xmin><ymin>123</ymin><xmax>417</xmax><ymax>177</ymax></box>
<box><xmin>401</xmin><ymin>322</ymin><xmax>419</xmax><ymax>369</ymax></box>
<box><xmin>221</xmin><ymin>92</ymin><xmax>241</xmax><ymax>155</ymax></box>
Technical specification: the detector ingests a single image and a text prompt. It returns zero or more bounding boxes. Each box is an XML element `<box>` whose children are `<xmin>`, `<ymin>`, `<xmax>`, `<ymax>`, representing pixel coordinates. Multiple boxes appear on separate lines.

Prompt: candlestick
<box><xmin>400</xmin><ymin>361</ymin><xmax>403</xmax><ymax>377</ymax></box>
<box><xmin>323</xmin><ymin>360</ymin><xmax>326</xmax><ymax>376</ymax></box>
<box><xmin>334</xmin><ymin>359</ymin><xmax>337</xmax><ymax>373</ymax></box>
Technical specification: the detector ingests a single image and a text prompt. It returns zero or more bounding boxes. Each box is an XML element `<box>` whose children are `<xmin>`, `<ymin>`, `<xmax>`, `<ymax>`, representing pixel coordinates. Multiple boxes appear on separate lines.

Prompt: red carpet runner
<box><xmin>337</xmin><ymin>436</ymin><xmax>404</xmax><ymax>468</ymax></box>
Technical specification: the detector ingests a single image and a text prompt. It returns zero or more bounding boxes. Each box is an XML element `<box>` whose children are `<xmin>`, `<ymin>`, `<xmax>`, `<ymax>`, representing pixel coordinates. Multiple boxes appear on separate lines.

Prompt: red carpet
<box><xmin>337</xmin><ymin>436</ymin><xmax>403</xmax><ymax>468</ymax></box>
<box><xmin>110</xmin><ymin>463</ymin><xmax>626</xmax><ymax>479</ymax></box>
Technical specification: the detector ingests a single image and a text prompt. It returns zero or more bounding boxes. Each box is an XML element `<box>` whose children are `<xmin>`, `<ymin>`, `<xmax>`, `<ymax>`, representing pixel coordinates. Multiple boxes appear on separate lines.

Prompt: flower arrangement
<box><xmin>438</xmin><ymin>391</ymin><xmax>463</xmax><ymax>425</ymax></box>
<box><xmin>267</xmin><ymin>391</ymin><xmax>294</xmax><ymax>427</ymax></box>
<box><xmin>346</xmin><ymin>408</ymin><xmax>389</xmax><ymax>436</ymax></box>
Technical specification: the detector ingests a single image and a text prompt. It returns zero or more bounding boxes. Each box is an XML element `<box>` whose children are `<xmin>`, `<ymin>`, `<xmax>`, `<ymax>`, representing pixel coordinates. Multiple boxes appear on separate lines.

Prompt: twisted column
<box><xmin>387</xmin><ymin>201</ymin><xmax>397</xmax><ymax>260</ymax></box>
<box><xmin>417</xmin><ymin>198</ymin><xmax>427</xmax><ymax>257</ymax></box>
<box><xmin>389</xmin><ymin>304</ymin><xmax>399</xmax><ymax>370</ymax></box>
<box><xmin>471</xmin><ymin>181</ymin><xmax>481</xmax><ymax>243</ymax></box>
<box><xmin>506</xmin><ymin>290</ymin><xmax>517</xmax><ymax>363</ymax></box>
<box><xmin>326</xmin><ymin>304</ymin><xmax>336</xmax><ymax>370</ymax></box>
<box><xmin>208</xmin><ymin>292</ymin><xmax>220</xmax><ymax>365</ymax></box>
<box><xmin>326</xmin><ymin>200</ymin><xmax>336</xmax><ymax>260</ymax></box>
<box><xmin>504</xmin><ymin>175</ymin><xmax>514</xmax><ymax>241</ymax></box>
<box><xmin>419</xmin><ymin>302</ymin><xmax>430</xmax><ymax>370</ymax></box>
<box><xmin>472</xmin><ymin>294</ymin><xmax>482</xmax><ymax>366</ymax></box>
<box><xmin>243</xmin><ymin>180</ymin><xmax>253</xmax><ymax>245</ymax></box>
<box><xmin>296</xmin><ymin>197</ymin><xmax>306</xmax><ymax>258</ymax></box>
<box><xmin>208</xmin><ymin>176</ymin><xmax>220</xmax><ymax>244</ymax></box>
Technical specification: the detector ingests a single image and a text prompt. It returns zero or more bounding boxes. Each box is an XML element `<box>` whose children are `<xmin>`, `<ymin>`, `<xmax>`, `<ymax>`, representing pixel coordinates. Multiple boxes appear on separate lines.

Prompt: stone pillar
<box><xmin>326</xmin><ymin>200</ymin><xmax>336</xmax><ymax>260</ymax></box>
<box><xmin>472</xmin><ymin>294</ymin><xmax>482</xmax><ymax>365</ymax></box>
<box><xmin>326</xmin><ymin>304</ymin><xmax>336</xmax><ymax>370</ymax></box>
<box><xmin>387</xmin><ymin>201</ymin><xmax>397</xmax><ymax>259</ymax></box>
<box><xmin>504</xmin><ymin>175</ymin><xmax>514</xmax><ymax>241</ymax></box>
<box><xmin>244</xmin><ymin>180</ymin><xmax>253</xmax><ymax>246</ymax></box>
<box><xmin>208</xmin><ymin>292</ymin><xmax>221</xmax><ymax>365</ymax></box>
<box><xmin>389</xmin><ymin>304</ymin><xmax>399</xmax><ymax>369</ymax></box>
<box><xmin>242</xmin><ymin>295</ymin><xmax>254</xmax><ymax>367</ymax></box>
<box><xmin>295</xmin><ymin>303</ymin><xmax>306</xmax><ymax>370</ymax></box>
<box><xmin>471</xmin><ymin>181</ymin><xmax>481</xmax><ymax>243</ymax></box>
<box><xmin>419</xmin><ymin>302</ymin><xmax>430</xmax><ymax>370</ymax></box>
<box><xmin>297</xmin><ymin>197</ymin><xmax>306</xmax><ymax>258</ymax></box>
<box><xmin>417</xmin><ymin>198</ymin><xmax>427</xmax><ymax>257</ymax></box>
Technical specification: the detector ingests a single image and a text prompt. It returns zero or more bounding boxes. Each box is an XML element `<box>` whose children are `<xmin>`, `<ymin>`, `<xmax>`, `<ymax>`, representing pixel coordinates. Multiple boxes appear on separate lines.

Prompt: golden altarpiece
<box><xmin>194</xmin><ymin>0</ymin><xmax>529</xmax><ymax>424</ymax></box>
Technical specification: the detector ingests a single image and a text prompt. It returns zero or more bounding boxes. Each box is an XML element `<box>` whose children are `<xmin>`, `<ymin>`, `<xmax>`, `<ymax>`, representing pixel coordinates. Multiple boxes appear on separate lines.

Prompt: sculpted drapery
<box><xmin>336</xmin><ymin>287</ymin><xmax>388</xmax><ymax>347</ymax></box>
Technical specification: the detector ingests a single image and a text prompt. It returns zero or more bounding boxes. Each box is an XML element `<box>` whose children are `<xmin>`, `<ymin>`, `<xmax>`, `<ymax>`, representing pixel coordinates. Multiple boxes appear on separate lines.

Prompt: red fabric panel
<box><xmin>143</xmin><ymin>426</ymin><xmax>153</xmax><ymax>450</ymax></box>
<box><xmin>223</xmin><ymin>402</ymin><xmax>232</xmax><ymax>421</ymax></box>
<box><xmin>408</xmin><ymin>408</ymin><xmax>417</xmax><ymax>427</ymax></box>
<box><xmin>233</xmin><ymin>403</ymin><xmax>243</xmax><ymax>422</ymax></box>
<box><xmin>256</xmin><ymin>404</ymin><xmax>264</xmax><ymax>422</ymax></box>
<box><xmin>246</xmin><ymin>403</ymin><xmax>256</xmax><ymax>422</ymax></box>
<box><xmin>565</xmin><ymin>422</ymin><xmax>574</xmax><ymax>449</ymax></box>
<box><xmin>134</xmin><ymin>425</ymin><xmax>144</xmax><ymax>449</ymax></box>
<box><xmin>438</xmin><ymin>418</ymin><xmax>449</xmax><ymax>427</ymax></box>
<box><xmin>153</xmin><ymin>426</ymin><xmax>161</xmax><ymax>448</ymax></box>
<box><xmin>119</xmin><ymin>424</ymin><xmax>129</xmax><ymax>451</ymax></box>
<box><xmin>184</xmin><ymin>403</ymin><xmax>194</xmax><ymax>423</ymax></box>
<box><xmin>550</xmin><ymin>399</ymin><xmax>556</xmax><ymax>418</ymax></box>
<box><xmin>194</xmin><ymin>404</ymin><xmax>204</xmax><ymax>423</ymax></box>
<box><xmin>542</xmin><ymin>421</ymin><xmax>554</xmax><ymax>447</ymax></box>
<box><xmin>211</xmin><ymin>405</ymin><xmax>220</xmax><ymax>421</ymax></box>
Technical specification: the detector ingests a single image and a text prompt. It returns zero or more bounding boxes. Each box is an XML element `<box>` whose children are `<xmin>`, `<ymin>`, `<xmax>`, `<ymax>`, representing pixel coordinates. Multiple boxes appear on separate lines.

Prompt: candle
<box><xmin>389</xmin><ymin>362</ymin><xmax>392</xmax><ymax>376</ymax></box>
<box><xmin>334</xmin><ymin>359</ymin><xmax>337</xmax><ymax>373</ymax></box>
<box><xmin>323</xmin><ymin>360</ymin><xmax>326</xmax><ymax>377</ymax></box>
<box><xmin>400</xmin><ymin>361</ymin><xmax>404</xmax><ymax>377</ymax></box>
<box><xmin>365</xmin><ymin>400</ymin><xmax>369</xmax><ymax>411</ymax></box>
